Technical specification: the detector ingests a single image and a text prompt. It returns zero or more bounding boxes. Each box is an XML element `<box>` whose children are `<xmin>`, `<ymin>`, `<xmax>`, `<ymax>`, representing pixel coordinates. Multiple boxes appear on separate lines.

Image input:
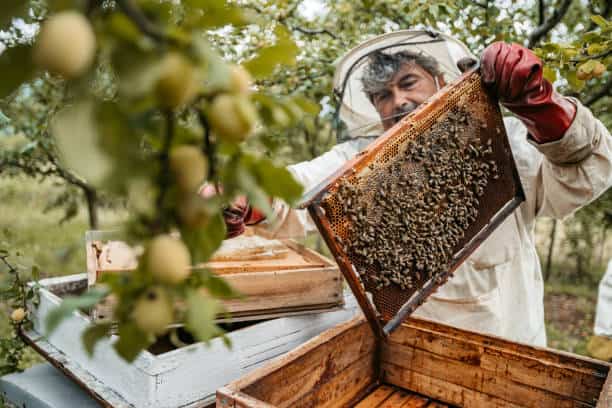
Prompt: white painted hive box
<box><xmin>25</xmin><ymin>274</ymin><xmax>359</xmax><ymax>408</ymax></box>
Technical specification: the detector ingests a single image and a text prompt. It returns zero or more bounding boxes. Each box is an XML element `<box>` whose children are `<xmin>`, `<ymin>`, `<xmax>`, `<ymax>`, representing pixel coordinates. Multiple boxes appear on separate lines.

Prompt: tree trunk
<box><xmin>83</xmin><ymin>187</ymin><xmax>99</xmax><ymax>230</ymax></box>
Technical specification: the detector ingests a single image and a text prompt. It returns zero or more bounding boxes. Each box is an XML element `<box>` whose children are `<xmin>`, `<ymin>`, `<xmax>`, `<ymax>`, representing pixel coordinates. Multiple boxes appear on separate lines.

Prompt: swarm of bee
<box><xmin>335</xmin><ymin>109</ymin><xmax>499</xmax><ymax>291</ymax></box>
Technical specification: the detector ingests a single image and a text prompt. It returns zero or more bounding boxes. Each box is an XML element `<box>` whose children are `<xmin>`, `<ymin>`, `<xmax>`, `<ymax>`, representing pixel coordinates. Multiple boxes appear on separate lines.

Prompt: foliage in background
<box><xmin>0</xmin><ymin>251</ymin><xmax>40</xmax><ymax>376</ymax></box>
<box><xmin>1</xmin><ymin>0</ymin><xmax>311</xmax><ymax>362</ymax></box>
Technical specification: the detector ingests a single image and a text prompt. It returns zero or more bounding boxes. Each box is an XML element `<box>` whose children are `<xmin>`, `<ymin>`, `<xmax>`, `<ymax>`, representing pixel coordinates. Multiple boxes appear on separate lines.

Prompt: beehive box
<box><xmin>86</xmin><ymin>230</ymin><xmax>344</xmax><ymax>321</ymax></box>
<box><xmin>23</xmin><ymin>274</ymin><xmax>360</xmax><ymax>408</ymax></box>
<box><xmin>217</xmin><ymin>316</ymin><xmax>612</xmax><ymax>408</ymax></box>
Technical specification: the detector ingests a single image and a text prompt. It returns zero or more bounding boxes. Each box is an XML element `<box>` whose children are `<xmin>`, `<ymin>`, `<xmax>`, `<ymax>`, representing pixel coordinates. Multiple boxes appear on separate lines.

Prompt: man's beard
<box><xmin>390</xmin><ymin>102</ymin><xmax>418</xmax><ymax>125</ymax></box>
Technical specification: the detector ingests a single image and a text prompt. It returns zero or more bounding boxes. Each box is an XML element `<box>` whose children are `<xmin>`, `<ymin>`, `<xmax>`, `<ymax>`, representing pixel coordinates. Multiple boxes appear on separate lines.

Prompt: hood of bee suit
<box><xmin>332</xmin><ymin>30</ymin><xmax>476</xmax><ymax>138</ymax></box>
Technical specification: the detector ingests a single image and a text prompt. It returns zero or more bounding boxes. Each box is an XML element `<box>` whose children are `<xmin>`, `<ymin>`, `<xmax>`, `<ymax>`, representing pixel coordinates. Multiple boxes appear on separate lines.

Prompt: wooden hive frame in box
<box><xmin>300</xmin><ymin>68</ymin><xmax>525</xmax><ymax>338</ymax></box>
<box><xmin>85</xmin><ymin>229</ymin><xmax>344</xmax><ymax>322</ymax></box>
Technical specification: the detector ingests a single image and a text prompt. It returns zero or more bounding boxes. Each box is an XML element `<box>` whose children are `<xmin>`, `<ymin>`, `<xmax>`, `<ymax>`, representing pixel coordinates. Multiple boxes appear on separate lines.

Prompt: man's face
<box><xmin>370</xmin><ymin>62</ymin><xmax>443</xmax><ymax>130</ymax></box>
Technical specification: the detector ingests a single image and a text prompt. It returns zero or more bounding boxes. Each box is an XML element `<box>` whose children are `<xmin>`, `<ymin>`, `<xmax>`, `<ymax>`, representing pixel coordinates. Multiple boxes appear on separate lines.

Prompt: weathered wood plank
<box><xmin>425</xmin><ymin>402</ymin><xmax>449</xmax><ymax>408</ymax></box>
<box><xmin>224</xmin><ymin>318</ymin><xmax>375</xmax><ymax>407</ymax></box>
<box><xmin>293</xmin><ymin>352</ymin><xmax>376</xmax><ymax>408</ymax></box>
<box><xmin>222</xmin><ymin>268</ymin><xmax>342</xmax><ymax>313</ymax></box>
<box><xmin>388</xmin><ymin>321</ymin><xmax>607</xmax><ymax>403</ymax></box>
<box><xmin>381</xmin><ymin>342</ymin><xmax>593</xmax><ymax>408</ymax></box>
<box><xmin>216</xmin><ymin>388</ymin><xmax>275</xmax><ymax>408</ymax></box>
<box><xmin>354</xmin><ymin>385</ymin><xmax>396</xmax><ymax>407</ymax></box>
<box><xmin>384</xmin><ymin>361</ymin><xmax>525</xmax><ymax>408</ymax></box>
<box><xmin>398</xmin><ymin>318</ymin><xmax>607</xmax><ymax>373</ymax></box>
<box><xmin>596</xmin><ymin>368</ymin><xmax>611</xmax><ymax>408</ymax></box>
<box><xmin>381</xmin><ymin>390</ymin><xmax>429</xmax><ymax>408</ymax></box>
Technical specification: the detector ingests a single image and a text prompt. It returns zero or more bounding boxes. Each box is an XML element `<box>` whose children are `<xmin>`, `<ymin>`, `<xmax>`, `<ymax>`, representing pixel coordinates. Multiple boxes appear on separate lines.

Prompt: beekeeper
<box><xmin>222</xmin><ymin>31</ymin><xmax>612</xmax><ymax>347</ymax></box>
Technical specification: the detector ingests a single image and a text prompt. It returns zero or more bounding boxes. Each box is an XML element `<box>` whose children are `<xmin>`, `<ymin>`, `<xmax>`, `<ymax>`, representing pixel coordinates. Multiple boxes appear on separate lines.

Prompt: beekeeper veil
<box><xmin>333</xmin><ymin>30</ymin><xmax>476</xmax><ymax>138</ymax></box>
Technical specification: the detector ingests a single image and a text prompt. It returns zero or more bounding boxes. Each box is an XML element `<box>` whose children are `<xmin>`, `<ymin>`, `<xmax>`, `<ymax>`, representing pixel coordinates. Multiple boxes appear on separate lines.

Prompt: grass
<box><xmin>544</xmin><ymin>282</ymin><xmax>598</xmax><ymax>356</ymax></box>
<box><xmin>0</xmin><ymin>175</ymin><xmax>126</xmax><ymax>372</ymax></box>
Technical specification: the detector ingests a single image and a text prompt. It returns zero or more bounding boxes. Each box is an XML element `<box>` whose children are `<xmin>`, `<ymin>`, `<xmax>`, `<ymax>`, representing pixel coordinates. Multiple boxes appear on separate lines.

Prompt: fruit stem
<box><xmin>198</xmin><ymin>110</ymin><xmax>217</xmax><ymax>183</ymax></box>
<box><xmin>116</xmin><ymin>0</ymin><xmax>169</xmax><ymax>44</ymax></box>
<box><xmin>155</xmin><ymin>110</ymin><xmax>175</xmax><ymax>232</ymax></box>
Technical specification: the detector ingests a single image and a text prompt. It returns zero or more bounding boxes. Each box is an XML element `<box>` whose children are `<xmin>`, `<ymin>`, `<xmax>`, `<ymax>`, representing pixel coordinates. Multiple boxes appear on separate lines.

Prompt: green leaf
<box><xmin>244</xmin><ymin>26</ymin><xmax>299</xmax><ymax>79</ymax></box>
<box><xmin>113</xmin><ymin>322</ymin><xmax>153</xmax><ymax>362</ymax></box>
<box><xmin>181</xmin><ymin>212</ymin><xmax>226</xmax><ymax>264</ymax></box>
<box><xmin>47</xmin><ymin>0</ymin><xmax>87</xmax><ymax>12</ymax></box>
<box><xmin>0</xmin><ymin>45</ymin><xmax>35</xmax><ymax>99</ymax></box>
<box><xmin>565</xmin><ymin>70</ymin><xmax>585</xmax><ymax>92</ymax></box>
<box><xmin>543</xmin><ymin>66</ymin><xmax>557</xmax><ymax>83</ymax></box>
<box><xmin>51</xmin><ymin>101</ymin><xmax>112</xmax><ymax>186</ymax></box>
<box><xmin>82</xmin><ymin>323</ymin><xmax>112</xmax><ymax>357</ymax></box>
<box><xmin>184</xmin><ymin>289</ymin><xmax>223</xmax><ymax>343</ymax></box>
<box><xmin>591</xmin><ymin>15</ymin><xmax>609</xmax><ymax>29</ymax></box>
<box><xmin>183</xmin><ymin>0</ymin><xmax>253</xmax><ymax>29</ymax></box>
<box><xmin>45</xmin><ymin>288</ymin><xmax>108</xmax><ymax>334</ymax></box>
<box><xmin>242</xmin><ymin>155</ymin><xmax>303</xmax><ymax>204</ymax></box>
<box><xmin>291</xmin><ymin>96</ymin><xmax>321</xmax><ymax>116</ymax></box>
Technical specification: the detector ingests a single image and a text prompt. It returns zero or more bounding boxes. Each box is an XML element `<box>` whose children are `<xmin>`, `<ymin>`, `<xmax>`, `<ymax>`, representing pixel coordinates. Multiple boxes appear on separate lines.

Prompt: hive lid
<box><xmin>299</xmin><ymin>68</ymin><xmax>525</xmax><ymax>338</ymax></box>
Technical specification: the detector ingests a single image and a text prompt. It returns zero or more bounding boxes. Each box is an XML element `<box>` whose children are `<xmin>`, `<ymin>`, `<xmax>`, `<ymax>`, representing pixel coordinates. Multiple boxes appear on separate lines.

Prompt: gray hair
<box><xmin>361</xmin><ymin>50</ymin><xmax>442</xmax><ymax>99</ymax></box>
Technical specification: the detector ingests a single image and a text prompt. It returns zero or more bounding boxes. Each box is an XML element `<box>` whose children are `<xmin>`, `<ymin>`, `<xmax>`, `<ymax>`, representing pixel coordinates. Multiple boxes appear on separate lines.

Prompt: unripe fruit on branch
<box><xmin>169</xmin><ymin>146</ymin><xmax>208</xmax><ymax>193</ymax></box>
<box><xmin>208</xmin><ymin>94</ymin><xmax>258</xmax><ymax>143</ymax></box>
<box><xmin>146</xmin><ymin>235</ymin><xmax>191</xmax><ymax>285</ymax></box>
<box><xmin>592</xmin><ymin>62</ymin><xmax>606</xmax><ymax>78</ymax></box>
<box><xmin>155</xmin><ymin>53</ymin><xmax>201</xmax><ymax>108</ymax></box>
<box><xmin>576</xmin><ymin>65</ymin><xmax>592</xmax><ymax>81</ymax></box>
<box><xmin>132</xmin><ymin>287</ymin><xmax>173</xmax><ymax>335</ymax></box>
<box><xmin>11</xmin><ymin>307</ymin><xmax>26</xmax><ymax>323</ymax></box>
<box><xmin>33</xmin><ymin>11</ymin><xmax>96</xmax><ymax>78</ymax></box>
<box><xmin>228</xmin><ymin>65</ymin><xmax>253</xmax><ymax>94</ymax></box>
<box><xmin>177</xmin><ymin>195</ymin><xmax>210</xmax><ymax>228</ymax></box>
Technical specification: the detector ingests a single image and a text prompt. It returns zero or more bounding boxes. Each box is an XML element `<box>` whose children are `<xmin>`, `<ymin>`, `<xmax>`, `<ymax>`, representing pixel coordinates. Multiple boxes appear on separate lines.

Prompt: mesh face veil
<box><xmin>332</xmin><ymin>30</ymin><xmax>476</xmax><ymax>139</ymax></box>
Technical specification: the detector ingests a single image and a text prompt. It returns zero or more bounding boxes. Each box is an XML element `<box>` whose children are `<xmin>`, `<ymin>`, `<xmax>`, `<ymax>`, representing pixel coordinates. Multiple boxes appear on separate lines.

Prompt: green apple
<box><xmin>146</xmin><ymin>235</ymin><xmax>191</xmax><ymax>284</ymax></box>
<box><xmin>132</xmin><ymin>287</ymin><xmax>174</xmax><ymax>335</ymax></box>
<box><xmin>33</xmin><ymin>11</ymin><xmax>96</xmax><ymax>78</ymax></box>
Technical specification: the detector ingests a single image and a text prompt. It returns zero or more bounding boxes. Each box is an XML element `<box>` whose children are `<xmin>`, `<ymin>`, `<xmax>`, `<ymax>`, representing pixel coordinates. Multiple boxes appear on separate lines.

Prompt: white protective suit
<box><xmin>267</xmin><ymin>31</ymin><xmax>612</xmax><ymax>346</ymax></box>
<box><xmin>595</xmin><ymin>260</ymin><xmax>612</xmax><ymax>337</ymax></box>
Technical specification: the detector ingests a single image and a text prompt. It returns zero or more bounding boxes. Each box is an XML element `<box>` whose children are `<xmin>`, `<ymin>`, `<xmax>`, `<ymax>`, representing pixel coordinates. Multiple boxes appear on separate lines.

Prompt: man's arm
<box><xmin>481</xmin><ymin>42</ymin><xmax>612</xmax><ymax>219</ymax></box>
<box><xmin>530</xmin><ymin>99</ymin><xmax>612</xmax><ymax>218</ymax></box>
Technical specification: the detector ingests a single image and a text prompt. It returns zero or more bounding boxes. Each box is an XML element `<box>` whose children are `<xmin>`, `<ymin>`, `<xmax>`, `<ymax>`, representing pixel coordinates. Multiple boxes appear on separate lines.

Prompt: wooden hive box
<box><xmin>217</xmin><ymin>316</ymin><xmax>611</xmax><ymax>407</ymax></box>
<box><xmin>23</xmin><ymin>274</ymin><xmax>360</xmax><ymax>407</ymax></box>
<box><xmin>86</xmin><ymin>229</ymin><xmax>344</xmax><ymax>321</ymax></box>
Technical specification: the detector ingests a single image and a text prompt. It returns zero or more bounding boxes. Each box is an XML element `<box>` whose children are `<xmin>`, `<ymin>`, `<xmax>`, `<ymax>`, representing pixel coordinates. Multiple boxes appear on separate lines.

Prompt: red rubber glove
<box><xmin>199</xmin><ymin>185</ymin><xmax>266</xmax><ymax>239</ymax></box>
<box><xmin>480</xmin><ymin>42</ymin><xmax>576</xmax><ymax>143</ymax></box>
<box><xmin>223</xmin><ymin>196</ymin><xmax>267</xmax><ymax>238</ymax></box>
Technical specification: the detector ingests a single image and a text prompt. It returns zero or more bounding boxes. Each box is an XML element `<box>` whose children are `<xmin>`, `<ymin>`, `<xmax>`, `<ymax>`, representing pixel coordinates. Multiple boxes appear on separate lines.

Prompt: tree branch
<box><xmin>198</xmin><ymin>110</ymin><xmax>216</xmax><ymax>182</ymax></box>
<box><xmin>538</xmin><ymin>0</ymin><xmax>545</xmax><ymax>25</ymax></box>
<box><xmin>115</xmin><ymin>0</ymin><xmax>168</xmax><ymax>44</ymax></box>
<box><xmin>291</xmin><ymin>26</ymin><xmax>338</xmax><ymax>39</ymax></box>
<box><xmin>584</xmin><ymin>78</ymin><xmax>612</xmax><ymax>106</ymax></box>
<box><xmin>155</xmin><ymin>110</ymin><xmax>175</xmax><ymax>231</ymax></box>
<box><xmin>528</xmin><ymin>0</ymin><xmax>573</xmax><ymax>49</ymax></box>
<box><xmin>570</xmin><ymin>49</ymin><xmax>612</xmax><ymax>63</ymax></box>
<box><xmin>588</xmin><ymin>1</ymin><xmax>611</xmax><ymax>31</ymax></box>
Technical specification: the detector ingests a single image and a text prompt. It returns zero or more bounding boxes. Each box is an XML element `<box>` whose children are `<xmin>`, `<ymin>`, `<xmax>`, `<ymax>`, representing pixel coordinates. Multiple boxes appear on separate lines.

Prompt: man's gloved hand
<box><xmin>199</xmin><ymin>184</ymin><xmax>266</xmax><ymax>239</ymax></box>
<box><xmin>480</xmin><ymin>42</ymin><xmax>576</xmax><ymax>143</ymax></box>
<box><xmin>223</xmin><ymin>195</ymin><xmax>266</xmax><ymax>238</ymax></box>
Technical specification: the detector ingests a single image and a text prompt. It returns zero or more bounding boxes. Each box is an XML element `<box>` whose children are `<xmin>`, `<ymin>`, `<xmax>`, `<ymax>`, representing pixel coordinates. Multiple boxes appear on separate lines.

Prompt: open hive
<box><xmin>217</xmin><ymin>316</ymin><xmax>612</xmax><ymax>408</ymax></box>
<box><xmin>300</xmin><ymin>68</ymin><xmax>524</xmax><ymax>337</ymax></box>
